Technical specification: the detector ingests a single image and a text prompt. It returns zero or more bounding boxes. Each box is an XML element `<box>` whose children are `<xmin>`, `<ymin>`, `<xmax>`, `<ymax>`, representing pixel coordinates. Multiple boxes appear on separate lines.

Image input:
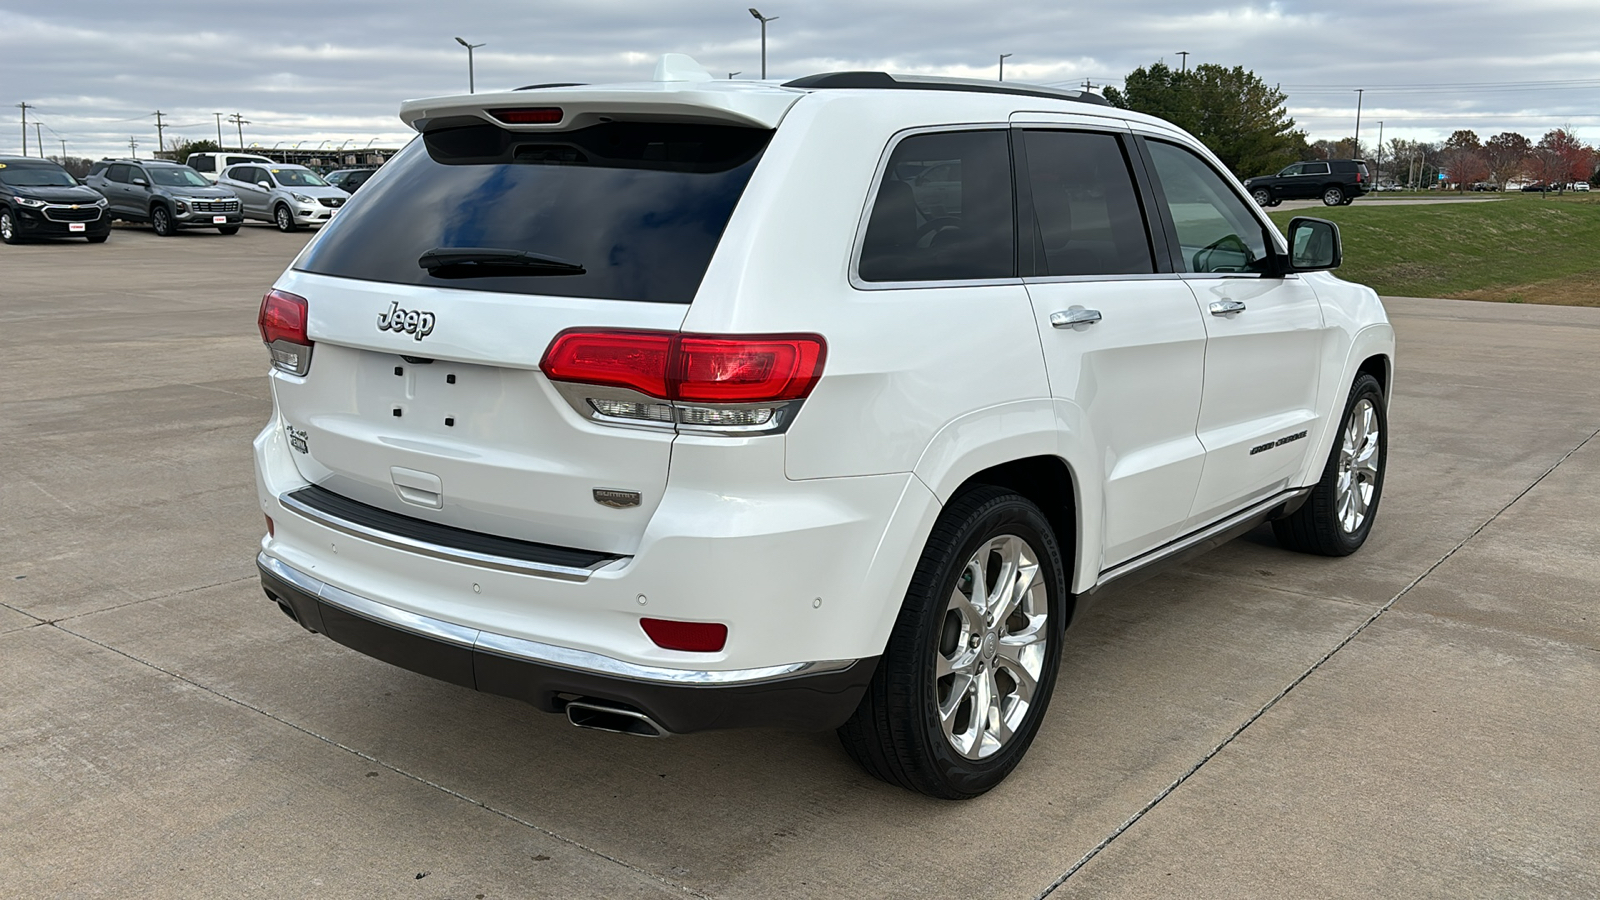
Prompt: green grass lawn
<box><xmin>1266</xmin><ymin>193</ymin><xmax>1600</xmax><ymax>305</ymax></box>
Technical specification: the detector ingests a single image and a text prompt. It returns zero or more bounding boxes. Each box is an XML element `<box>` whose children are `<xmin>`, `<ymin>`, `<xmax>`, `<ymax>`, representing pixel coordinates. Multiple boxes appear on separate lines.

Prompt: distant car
<box><xmin>217</xmin><ymin>163</ymin><xmax>350</xmax><ymax>232</ymax></box>
<box><xmin>1521</xmin><ymin>183</ymin><xmax>1551</xmax><ymax>193</ymax></box>
<box><xmin>186</xmin><ymin>152</ymin><xmax>277</xmax><ymax>183</ymax></box>
<box><xmin>86</xmin><ymin>158</ymin><xmax>244</xmax><ymax>236</ymax></box>
<box><xmin>1244</xmin><ymin>159</ymin><xmax>1370</xmax><ymax>207</ymax></box>
<box><xmin>1469</xmin><ymin>182</ymin><xmax>1500</xmax><ymax>192</ymax></box>
<box><xmin>0</xmin><ymin>156</ymin><xmax>112</xmax><ymax>244</ymax></box>
<box><xmin>1575</xmin><ymin>182</ymin><xmax>1590</xmax><ymax>192</ymax></box>
<box><xmin>324</xmin><ymin>168</ymin><xmax>379</xmax><ymax>192</ymax></box>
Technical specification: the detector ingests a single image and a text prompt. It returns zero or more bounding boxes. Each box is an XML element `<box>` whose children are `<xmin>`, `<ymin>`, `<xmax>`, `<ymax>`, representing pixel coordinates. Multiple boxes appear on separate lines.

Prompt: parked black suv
<box><xmin>0</xmin><ymin>157</ymin><xmax>112</xmax><ymax>244</ymax></box>
<box><xmin>1245</xmin><ymin>159</ymin><xmax>1370</xmax><ymax>207</ymax></box>
<box><xmin>85</xmin><ymin>158</ymin><xmax>244</xmax><ymax>236</ymax></box>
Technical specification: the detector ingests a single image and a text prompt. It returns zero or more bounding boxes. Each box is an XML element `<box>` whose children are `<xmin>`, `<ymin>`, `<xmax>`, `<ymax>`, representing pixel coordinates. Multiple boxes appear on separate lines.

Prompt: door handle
<box><xmin>1208</xmin><ymin>299</ymin><xmax>1248</xmax><ymax>316</ymax></box>
<box><xmin>1050</xmin><ymin>307</ymin><xmax>1102</xmax><ymax>328</ymax></box>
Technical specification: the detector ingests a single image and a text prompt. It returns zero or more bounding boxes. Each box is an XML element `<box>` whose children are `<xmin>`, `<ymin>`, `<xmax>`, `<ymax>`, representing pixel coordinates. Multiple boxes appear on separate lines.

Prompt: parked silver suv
<box><xmin>218</xmin><ymin>163</ymin><xmax>349</xmax><ymax>232</ymax></box>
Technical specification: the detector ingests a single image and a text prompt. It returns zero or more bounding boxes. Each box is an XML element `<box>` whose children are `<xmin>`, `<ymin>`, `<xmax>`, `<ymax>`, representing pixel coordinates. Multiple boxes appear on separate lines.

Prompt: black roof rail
<box><xmin>782</xmin><ymin>72</ymin><xmax>1110</xmax><ymax>106</ymax></box>
<box><xmin>514</xmin><ymin>82</ymin><xmax>587</xmax><ymax>91</ymax></box>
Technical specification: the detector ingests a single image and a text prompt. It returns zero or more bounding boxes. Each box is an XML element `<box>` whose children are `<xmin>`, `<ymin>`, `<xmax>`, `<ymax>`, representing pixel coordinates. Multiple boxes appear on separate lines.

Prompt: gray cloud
<box><xmin>4</xmin><ymin>0</ymin><xmax>1599</xmax><ymax>159</ymax></box>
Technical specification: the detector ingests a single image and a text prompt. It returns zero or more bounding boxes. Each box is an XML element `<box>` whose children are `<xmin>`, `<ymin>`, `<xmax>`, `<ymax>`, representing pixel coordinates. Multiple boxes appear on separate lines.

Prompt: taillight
<box><xmin>258</xmin><ymin>289</ymin><xmax>313</xmax><ymax>376</ymax></box>
<box><xmin>488</xmin><ymin>107</ymin><xmax>563</xmax><ymax>125</ymax></box>
<box><xmin>541</xmin><ymin>330</ymin><xmax>827</xmax><ymax>432</ymax></box>
<box><xmin>640</xmin><ymin>618</ymin><xmax>728</xmax><ymax>653</ymax></box>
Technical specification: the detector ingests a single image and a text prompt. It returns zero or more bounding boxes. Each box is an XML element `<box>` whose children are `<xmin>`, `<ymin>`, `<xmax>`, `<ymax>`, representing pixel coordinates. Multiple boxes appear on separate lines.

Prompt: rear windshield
<box><xmin>296</xmin><ymin>121</ymin><xmax>772</xmax><ymax>304</ymax></box>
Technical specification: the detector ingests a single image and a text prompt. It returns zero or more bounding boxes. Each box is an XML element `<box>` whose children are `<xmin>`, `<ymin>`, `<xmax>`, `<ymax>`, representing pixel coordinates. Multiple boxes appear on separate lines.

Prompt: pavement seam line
<box><xmin>1035</xmin><ymin>423</ymin><xmax>1600</xmax><ymax>899</ymax></box>
<box><xmin>46</xmin><ymin>621</ymin><xmax>714</xmax><ymax>900</ymax></box>
<box><xmin>47</xmin><ymin>574</ymin><xmax>259</xmax><ymax>624</ymax></box>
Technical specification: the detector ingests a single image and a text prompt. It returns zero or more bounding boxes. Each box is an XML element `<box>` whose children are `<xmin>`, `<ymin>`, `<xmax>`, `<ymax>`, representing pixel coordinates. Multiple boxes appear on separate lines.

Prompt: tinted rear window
<box><xmin>296</xmin><ymin>122</ymin><xmax>771</xmax><ymax>304</ymax></box>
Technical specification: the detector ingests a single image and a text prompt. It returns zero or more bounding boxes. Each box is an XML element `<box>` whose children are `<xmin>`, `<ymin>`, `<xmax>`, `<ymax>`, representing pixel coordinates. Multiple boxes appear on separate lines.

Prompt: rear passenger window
<box><xmin>1146</xmin><ymin>141</ymin><xmax>1270</xmax><ymax>274</ymax></box>
<box><xmin>859</xmin><ymin>130</ymin><xmax>1014</xmax><ymax>283</ymax></box>
<box><xmin>1021</xmin><ymin>130</ymin><xmax>1153</xmax><ymax>277</ymax></box>
<box><xmin>189</xmin><ymin>156</ymin><xmax>214</xmax><ymax>173</ymax></box>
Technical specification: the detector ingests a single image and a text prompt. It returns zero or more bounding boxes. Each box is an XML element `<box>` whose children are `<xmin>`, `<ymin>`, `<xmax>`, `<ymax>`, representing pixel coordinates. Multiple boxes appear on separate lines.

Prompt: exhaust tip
<box><xmin>565</xmin><ymin>699</ymin><xmax>668</xmax><ymax>738</ymax></box>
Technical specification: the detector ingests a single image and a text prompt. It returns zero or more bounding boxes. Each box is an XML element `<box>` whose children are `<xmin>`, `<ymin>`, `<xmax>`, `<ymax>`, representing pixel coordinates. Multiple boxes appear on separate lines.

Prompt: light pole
<box><xmin>1375</xmin><ymin>121</ymin><xmax>1384</xmax><ymax>182</ymax></box>
<box><xmin>1176</xmin><ymin>51</ymin><xmax>1190</xmax><ymax>73</ymax></box>
<box><xmin>214</xmin><ymin>112</ymin><xmax>225</xmax><ymax>147</ymax></box>
<box><xmin>998</xmin><ymin>53</ymin><xmax>1012</xmax><ymax>82</ymax></box>
<box><xmin>1353</xmin><ymin>88</ymin><xmax>1364</xmax><ymax>158</ymax></box>
<box><xmin>748</xmin><ymin>9</ymin><xmax>777</xmax><ymax>80</ymax></box>
<box><xmin>728</xmin><ymin>71</ymin><xmax>741</xmax><ymax>80</ymax></box>
<box><xmin>455</xmin><ymin>36</ymin><xmax>485</xmax><ymax>93</ymax></box>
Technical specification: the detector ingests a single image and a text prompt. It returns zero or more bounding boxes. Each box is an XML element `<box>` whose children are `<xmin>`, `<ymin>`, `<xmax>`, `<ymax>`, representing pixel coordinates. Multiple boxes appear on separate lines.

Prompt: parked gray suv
<box><xmin>85</xmin><ymin>159</ymin><xmax>244</xmax><ymax>235</ymax></box>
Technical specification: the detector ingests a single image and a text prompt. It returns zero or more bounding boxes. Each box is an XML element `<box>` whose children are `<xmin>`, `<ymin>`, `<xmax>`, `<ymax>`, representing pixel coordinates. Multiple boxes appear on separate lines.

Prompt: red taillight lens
<box><xmin>259</xmin><ymin>289</ymin><xmax>312</xmax><ymax>375</ymax></box>
<box><xmin>540</xmin><ymin>330</ymin><xmax>827</xmax><ymax>404</ymax></box>
<box><xmin>541</xmin><ymin>330</ymin><xmax>673</xmax><ymax>398</ymax></box>
<box><xmin>258</xmin><ymin>289</ymin><xmax>309</xmax><ymax>345</ymax></box>
<box><xmin>640</xmin><ymin>618</ymin><xmax>728</xmax><ymax>653</ymax></box>
<box><xmin>264</xmin><ymin>515</ymin><xmax>275</xmax><ymax>537</ymax></box>
<box><xmin>672</xmin><ymin>336</ymin><xmax>826</xmax><ymax>403</ymax></box>
<box><xmin>488</xmin><ymin>107</ymin><xmax>563</xmax><ymax>125</ymax></box>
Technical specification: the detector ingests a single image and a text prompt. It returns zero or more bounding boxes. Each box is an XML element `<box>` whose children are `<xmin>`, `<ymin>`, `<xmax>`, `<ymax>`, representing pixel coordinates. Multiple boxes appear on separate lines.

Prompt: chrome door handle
<box><xmin>1050</xmin><ymin>307</ymin><xmax>1102</xmax><ymax>328</ymax></box>
<box><xmin>1208</xmin><ymin>299</ymin><xmax>1247</xmax><ymax>316</ymax></box>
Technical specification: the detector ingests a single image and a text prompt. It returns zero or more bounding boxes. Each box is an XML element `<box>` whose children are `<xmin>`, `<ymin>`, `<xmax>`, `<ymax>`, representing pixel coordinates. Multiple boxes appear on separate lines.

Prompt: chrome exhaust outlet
<box><xmin>564</xmin><ymin>699</ymin><xmax>668</xmax><ymax>738</ymax></box>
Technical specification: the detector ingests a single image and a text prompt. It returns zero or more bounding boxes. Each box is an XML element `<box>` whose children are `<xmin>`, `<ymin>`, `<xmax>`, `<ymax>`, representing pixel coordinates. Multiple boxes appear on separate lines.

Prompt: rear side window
<box><xmin>1303</xmin><ymin>162</ymin><xmax>1331</xmax><ymax>176</ymax></box>
<box><xmin>859</xmin><ymin>130</ymin><xmax>1015</xmax><ymax>283</ymax></box>
<box><xmin>1021</xmin><ymin>130</ymin><xmax>1153</xmax><ymax>277</ymax></box>
<box><xmin>106</xmin><ymin>164</ymin><xmax>133</xmax><ymax>184</ymax></box>
<box><xmin>296</xmin><ymin>122</ymin><xmax>771</xmax><ymax>304</ymax></box>
<box><xmin>189</xmin><ymin>155</ymin><xmax>215</xmax><ymax>173</ymax></box>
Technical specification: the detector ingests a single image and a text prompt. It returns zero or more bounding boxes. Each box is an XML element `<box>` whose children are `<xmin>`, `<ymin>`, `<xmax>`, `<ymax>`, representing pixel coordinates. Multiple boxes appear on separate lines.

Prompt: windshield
<box><xmin>296</xmin><ymin>121</ymin><xmax>771</xmax><ymax>304</ymax></box>
<box><xmin>0</xmin><ymin>164</ymin><xmax>78</xmax><ymax>187</ymax></box>
<box><xmin>272</xmin><ymin>168</ymin><xmax>327</xmax><ymax>187</ymax></box>
<box><xmin>148</xmin><ymin>167</ymin><xmax>211</xmax><ymax>187</ymax></box>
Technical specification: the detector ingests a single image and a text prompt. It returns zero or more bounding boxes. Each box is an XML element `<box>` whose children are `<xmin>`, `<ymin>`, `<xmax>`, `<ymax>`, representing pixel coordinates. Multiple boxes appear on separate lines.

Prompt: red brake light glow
<box><xmin>540</xmin><ymin>330</ymin><xmax>827</xmax><ymax>404</ymax></box>
<box><xmin>258</xmin><ymin>289</ymin><xmax>309</xmax><ymax>345</ymax></box>
<box><xmin>489</xmin><ymin>107</ymin><xmax>564</xmax><ymax>125</ymax></box>
<box><xmin>640</xmin><ymin>618</ymin><xmax>728</xmax><ymax>653</ymax></box>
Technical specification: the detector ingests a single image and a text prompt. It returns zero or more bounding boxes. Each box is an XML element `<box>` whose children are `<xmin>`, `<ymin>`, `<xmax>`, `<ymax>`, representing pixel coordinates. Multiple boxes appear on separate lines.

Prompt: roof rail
<box><xmin>513</xmin><ymin>83</ymin><xmax>587</xmax><ymax>91</ymax></box>
<box><xmin>782</xmin><ymin>72</ymin><xmax>1110</xmax><ymax>107</ymax></box>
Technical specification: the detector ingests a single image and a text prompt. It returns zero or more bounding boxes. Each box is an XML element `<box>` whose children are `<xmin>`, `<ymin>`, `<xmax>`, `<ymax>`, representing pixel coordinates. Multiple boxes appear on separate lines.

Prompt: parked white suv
<box><xmin>254</xmin><ymin>58</ymin><xmax>1393</xmax><ymax>799</ymax></box>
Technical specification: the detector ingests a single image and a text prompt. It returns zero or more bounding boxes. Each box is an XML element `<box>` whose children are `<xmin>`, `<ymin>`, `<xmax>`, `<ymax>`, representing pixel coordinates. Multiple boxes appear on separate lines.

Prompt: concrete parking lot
<box><xmin>3</xmin><ymin>223</ymin><xmax>1597</xmax><ymax>899</ymax></box>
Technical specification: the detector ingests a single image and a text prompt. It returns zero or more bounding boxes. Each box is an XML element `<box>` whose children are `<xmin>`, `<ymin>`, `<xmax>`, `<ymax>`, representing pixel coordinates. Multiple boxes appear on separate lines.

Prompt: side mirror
<box><xmin>132</xmin><ymin>177</ymin><xmax>148</xmax><ymax>187</ymax></box>
<box><xmin>1285</xmin><ymin>216</ymin><xmax>1342</xmax><ymax>272</ymax></box>
<box><xmin>257</xmin><ymin>181</ymin><xmax>272</xmax><ymax>190</ymax></box>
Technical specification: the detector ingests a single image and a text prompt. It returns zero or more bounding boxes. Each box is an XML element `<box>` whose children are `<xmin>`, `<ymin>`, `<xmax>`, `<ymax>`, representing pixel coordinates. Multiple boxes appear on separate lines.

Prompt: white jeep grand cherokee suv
<box><xmin>254</xmin><ymin>57</ymin><xmax>1392</xmax><ymax>799</ymax></box>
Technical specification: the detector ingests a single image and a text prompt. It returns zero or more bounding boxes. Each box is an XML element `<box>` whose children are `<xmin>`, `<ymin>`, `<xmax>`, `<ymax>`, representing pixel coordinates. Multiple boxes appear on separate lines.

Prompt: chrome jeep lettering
<box><xmin>377</xmin><ymin>301</ymin><xmax>436</xmax><ymax>341</ymax></box>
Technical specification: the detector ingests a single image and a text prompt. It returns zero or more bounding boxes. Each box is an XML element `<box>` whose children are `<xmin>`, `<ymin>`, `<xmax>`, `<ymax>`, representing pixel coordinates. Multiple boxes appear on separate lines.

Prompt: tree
<box><xmin>1532</xmin><ymin>129</ymin><xmax>1594</xmax><ymax>190</ymax></box>
<box><xmin>1483</xmin><ymin>132</ymin><xmax>1531</xmax><ymax>186</ymax></box>
<box><xmin>1104</xmin><ymin>61</ymin><xmax>1307</xmax><ymax>178</ymax></box>
<box><xmin>171</xmin><ymin>139</ymin><xmax>221</xmax><ymax>165</ymax></box>
<box><xmin>1442</xmin><ymin>129</ymin><xmax>1482</xmax><ymax>151</ymax></box>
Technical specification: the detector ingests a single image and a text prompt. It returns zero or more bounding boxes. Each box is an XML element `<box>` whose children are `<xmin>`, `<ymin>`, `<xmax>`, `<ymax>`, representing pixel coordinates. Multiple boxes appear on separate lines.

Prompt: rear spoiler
<box><xmin>400</xmin><ymin>56</ymin><xmax>803</xmax><ymax>134</ymax></box>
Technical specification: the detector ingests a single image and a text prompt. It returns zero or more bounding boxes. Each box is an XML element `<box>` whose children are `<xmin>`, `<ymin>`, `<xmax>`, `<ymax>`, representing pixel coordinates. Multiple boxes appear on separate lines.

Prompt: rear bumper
<box><xmin>259</xmin><ymin>553</ymin><xmax>876</xmax><ymax>733</ymax></box>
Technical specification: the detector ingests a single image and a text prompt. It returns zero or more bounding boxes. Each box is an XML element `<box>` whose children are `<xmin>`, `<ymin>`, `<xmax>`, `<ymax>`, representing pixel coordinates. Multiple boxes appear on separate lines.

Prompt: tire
<box><xmin>1251</xmin><ymin>188</ymin><xmax>1272</xmax><ymax>207</ymax></box>
<box><xmin>1273</xmin><ymin>373</ymin><xmax>1387</xmax><ymax>556</ymax></box>
<box><xmin>86</xmin><ymin>234</ymin><xmax>109</xmax><ymax>244</ymax></box>
<box><xmin>0</xmin><ymin>208</ymin><xmax>20</xmax><ymax>244</ymax></box>
<box><xmin>217</xmin><ymin>225</ymin><xmax>240</xmax><ymax>235</ymax></box>
<box><xmin>1322</xmin><ymin>186</ymin><xmax>1345</xmax><ymax>206</ymax></box>
<box><xmin>151</xmin><ymin>205</ymin><xmax>174</xmax><ymax>236</ymax></box>
<box><xmin>274</xmin><ymin>205</ymin><xmax>298</xmax><ymax>233</ymax></box>
<box><xmin>838</xmin><ymin>486</ymin><xmax>1067</xmax><ymax>800</ymax></box>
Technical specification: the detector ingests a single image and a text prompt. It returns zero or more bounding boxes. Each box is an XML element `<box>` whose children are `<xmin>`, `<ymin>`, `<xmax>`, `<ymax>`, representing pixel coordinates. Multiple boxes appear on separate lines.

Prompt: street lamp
<box><xmin>748</xmin><ymin>9</ymin><xmax>777</xmax><ymax>80</ymax></box>
<box><xmin>998</xmin><ymin>53</ymin><xmax>1012</xmax><ymax>82</ymax></box>
<box><xmin>728</xmin><ymin>71</ymin><xmax>742</xmax><ymax>80</ymax></box>
<box><xmin>339</xmin><ymin>139</ymin><xmax>352</xmax><ymax>151</ymax></box>
<box><xmin>455</xmin><ymin>36</ymin><xmax>485</xmax><ymax>93</ymax></box>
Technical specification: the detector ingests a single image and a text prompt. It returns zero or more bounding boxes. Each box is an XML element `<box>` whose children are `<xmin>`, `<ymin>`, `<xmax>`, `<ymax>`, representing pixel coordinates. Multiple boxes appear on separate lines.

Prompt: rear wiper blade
<box><xmin>418</xmin><ymin>247</ymin><xmax>585</xmax><ymax>276</ymax></box>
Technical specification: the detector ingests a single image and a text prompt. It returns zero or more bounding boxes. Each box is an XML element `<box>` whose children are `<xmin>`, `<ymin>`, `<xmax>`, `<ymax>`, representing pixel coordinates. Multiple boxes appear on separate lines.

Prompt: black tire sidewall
<box><xmin>903</xmin><ymin>492</ymin><xmax>1067</xmax><ymax>797</ymax></box>
<box><xmin>152</xmin><ymin>206</ymin><xmax>172</xmax><ymax>236</ymax></box>
<box><xmin>1</xmin><ymin>208</ymin><xmax>19</xmax><ymax>244</ymax></box>
<box><xmin>1323</xmin><ymin>187</ymin><xmax>1344</xmax><ymax>206</ymax></box>
<box><xmin>275</xmin><ymin>206</ymin><xmax>295</xmax><ymax>232</ymax></box>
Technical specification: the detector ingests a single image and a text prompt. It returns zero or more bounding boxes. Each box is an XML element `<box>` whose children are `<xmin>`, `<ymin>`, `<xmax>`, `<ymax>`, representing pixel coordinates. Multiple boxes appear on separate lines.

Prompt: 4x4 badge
<box><xmin>377</xmin><ymin>301</ymin><xmax>436</xmax><ymax>341</ymax></box>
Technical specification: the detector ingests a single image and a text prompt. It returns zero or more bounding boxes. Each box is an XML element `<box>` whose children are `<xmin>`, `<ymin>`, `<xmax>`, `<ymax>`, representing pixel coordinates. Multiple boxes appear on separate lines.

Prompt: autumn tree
<box><xmin>1483</xmin><ymin>132</ymin><xmax>1531</xmax><ymax>186</ymax></box>
<box><xmin>1104</xmin><ymin>61</ymin><xmax>1308</xmax><ymax>177</ymax></box>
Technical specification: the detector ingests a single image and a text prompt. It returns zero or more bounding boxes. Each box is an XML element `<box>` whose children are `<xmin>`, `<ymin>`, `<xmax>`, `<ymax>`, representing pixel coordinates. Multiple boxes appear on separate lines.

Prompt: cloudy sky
<box><xmin>4</xmin><ymin>0</ymin><xmax>1599</xmax><ymax>160</ymax></box>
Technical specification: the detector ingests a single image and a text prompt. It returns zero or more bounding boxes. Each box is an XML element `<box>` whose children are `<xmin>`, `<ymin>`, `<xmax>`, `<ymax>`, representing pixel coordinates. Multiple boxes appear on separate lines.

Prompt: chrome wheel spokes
<box><xmin>934</xmin><ymin>534</ymin><xmax>1050</xmax><ymax>759</ymax></box>
<box><xmin>1336</xmin><ymin>398</ymin><xmax>1381</xmax><ymax>533</ymax></box>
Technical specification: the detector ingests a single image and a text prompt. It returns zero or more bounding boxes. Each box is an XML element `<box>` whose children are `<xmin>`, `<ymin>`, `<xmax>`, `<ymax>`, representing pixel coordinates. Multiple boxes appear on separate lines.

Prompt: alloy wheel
<box><xmin>0</xmin><ymin>211</ymin><xmax>13</xmax><ymax>241</ymax></box>
<box><xmin>934</xmin><ymin>534</ymin><xmax>1050</xmax><ymax>760</ymax></box>
<box><xmin>1336</xmin><ymin>398</ymin><xmax>1381</xmax><ymax>533</ymax></box>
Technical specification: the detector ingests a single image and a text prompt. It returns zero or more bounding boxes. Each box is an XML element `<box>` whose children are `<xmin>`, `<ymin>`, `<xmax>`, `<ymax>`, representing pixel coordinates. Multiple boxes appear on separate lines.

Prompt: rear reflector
<box><xmin>640</xmin><ymin>618</ymin><xmax>728</xmax><ymax>653</ymax></box>
<box><xmin>541</xmin><ymin>330</ymin><xmax>826</xmax><ymax>404</ymax></box>
<box><xmin>265</xmin><ymin>515</ymin><xmax>274</xmax><ymax>537</ymax></box>
<box><xmin>489</xmin><ymin>107</ymin><xmax>564</xmax><ymax>125</ymax></box>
